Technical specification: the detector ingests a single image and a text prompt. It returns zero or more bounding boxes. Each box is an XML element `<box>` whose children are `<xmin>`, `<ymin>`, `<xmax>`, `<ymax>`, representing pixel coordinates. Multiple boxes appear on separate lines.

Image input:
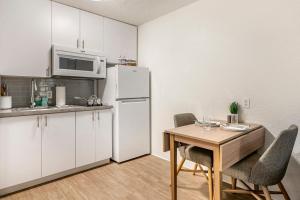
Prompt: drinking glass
<box><xmin>202</xmin><ymin>116</ymin><xmax>211</xmax><ymax>131</ymax></box>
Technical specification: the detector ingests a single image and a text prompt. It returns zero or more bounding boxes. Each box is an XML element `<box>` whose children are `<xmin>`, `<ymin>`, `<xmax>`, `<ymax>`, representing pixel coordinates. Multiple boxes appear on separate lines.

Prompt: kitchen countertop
<box><xmin>0</xmin><ymin>105</ymin><xmax>113</xmax><ymax>118</ymax></box>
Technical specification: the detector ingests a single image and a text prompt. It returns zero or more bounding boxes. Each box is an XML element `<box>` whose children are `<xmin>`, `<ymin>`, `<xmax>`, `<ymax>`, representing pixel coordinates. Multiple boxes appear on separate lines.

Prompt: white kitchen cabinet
<box><xmin>52</xmin><ymin>2</ymin><xmax>104</xmax><ymax>52</ymax></box>
<box><xmin>0</xmin><ymin>115</ymin><xmax>41</xmax><ymax>189</ymax></box>
<box><xmin>119</xmin><ymin>23</ymin><xmax>138</xmax><ymax>61</ymax></box>
<box><xmin>42</xmin><ymin>112</ymin><xmax>75</xmax><ymax>177</ymax></box>
<box><xmin>76</xmin><ymin>110</ymin><xmax>112</xmax><ymax>167</ymax></box>
<box><xmin>104</xmin><ymin>18</ymin><xmax>122</xmax><ymax>63</ymax></box>
<box><xmin>0</xmin><ymin>0</ymin><xmax>51</xmax><ymax>77</ymax></box>
<box><xmin>0</xmin><ymin>109</ymin><xmax>111</xmax><ymax>193</ymax></box>
<box><xmin>80</xmin><ymin>12</ymin><xmax>104</xmax><ymax>52</ymax></box>
<box><xmin>95</xmin><ymin>110</ymin><xmax>113</xmax><ymax>161</ymax></box>
<box><xmin>104</xmin><ymin>18</ymin><xmax>137</xmax><ymax>63</ymax></box>
<box><xmin>76</xmin><ymin>111</ymin><xmax>95</xmax><ymax>167</ymax></box>
<box><xmin>52</xmin><ymin>2</ymin><xmax>80</xmax><ymax>49</ymax></box>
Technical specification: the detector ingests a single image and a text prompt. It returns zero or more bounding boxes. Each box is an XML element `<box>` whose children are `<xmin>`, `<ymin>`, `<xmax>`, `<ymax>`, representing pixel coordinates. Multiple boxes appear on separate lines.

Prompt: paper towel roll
<box><xmin>56</xmin><ymin>86</ymin><xmax>66</xmax><ymax>107</ymax></box>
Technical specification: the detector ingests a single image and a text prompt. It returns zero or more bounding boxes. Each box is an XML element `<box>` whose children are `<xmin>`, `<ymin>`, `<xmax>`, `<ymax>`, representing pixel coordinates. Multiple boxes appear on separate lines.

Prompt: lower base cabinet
<box><xmin>0</xmin><ymin>115</ymin><xmax>41</xmax><ymax>189</ymax></box>
<box><xmin>42</xmin><ymin>112</ymin><xmax>76</xmax><ymax>177</ymax></box>
<box><xmin>0</xmin><ymin>109</ymin><xmax>112</xmax><ymax>192</ymax></box>
<box><xmin>76</xmin><ymin>111</ymin><xmax>96</xmax><ymax>167</ymax></box>
<box><xmin>76</xmin><ymin>110</ymin><xmax>112</xmax><ymax>167</ymax></box>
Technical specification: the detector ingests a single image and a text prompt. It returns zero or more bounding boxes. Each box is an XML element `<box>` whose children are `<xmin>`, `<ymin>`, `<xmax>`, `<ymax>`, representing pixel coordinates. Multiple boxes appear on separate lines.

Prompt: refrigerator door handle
<box><xmin>120</xmin><ymin>99</ymin><xmax>147</xmax><ymax>103</ymax></box>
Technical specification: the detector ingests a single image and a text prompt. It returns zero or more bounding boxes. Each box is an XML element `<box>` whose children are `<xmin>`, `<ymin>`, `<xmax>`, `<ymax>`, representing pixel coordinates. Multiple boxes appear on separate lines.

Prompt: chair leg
<box><xmin>177</xmin><ymin>158</ymin><xmax>185</xmax><ymax>175</ymax></box>
<box><xmin>231</xmin><ymin>177</ymin><xmax>237</xmax><ymax>189</ymax></box>
<box><xmin>198</xmin><ymin>164</ymin><xmax>208</xmax><ymax>180</ymax></box>
<box><xmin>278</xmin><ymin>182</ymin><xmax>291</xmax><ymax>200</ymax></box>
<box><xmin>262</xmin><ymin>186</ymin><xmax>272</xmax><ymax>200</ymax></box>
<box><xmin>208</xmin><ymin>167</ymin><xmax>213</xmax><ymax>200</ymax></box>
<box><xmin>192</xmin><ymin>164</ymin><xmax>198</xmax><ymax>175</ymax></box>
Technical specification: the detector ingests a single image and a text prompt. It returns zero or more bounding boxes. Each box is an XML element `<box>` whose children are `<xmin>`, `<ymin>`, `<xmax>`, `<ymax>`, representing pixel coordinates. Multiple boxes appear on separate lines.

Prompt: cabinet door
<box><xmin>52</xmin><ymin>2</ymin><xmax>80</xmax><ymax>48</ymax></box>
<box><xmin>0</xmin><ymin>116</ymin><xmax>41</xmax><ymax>189</ymax></box>
<box><xmin>119</xmin><ymin>23</ymin><xmax>137</xmax><ymax>61</ymax></box>
<box><xmin>0</xmin><ymin>0</ymin><xmax>51</xmax><ymax>77</ymax></box>
<box><xmin>95</xmin><ymin>110</ymin><xmax>113</xmax><ymax>161</ymax></box>
<box><xmin>76</xmin><ymin>111</ymin><xmax>95</xmax><ymax>167</ymax></box>
<box><xmin>104</xmin><ymin>18</ymin><xmax>137</xmax><ymax>63</ymax></box>
<box><xmin>80</xmin><ymin>11</ymin><xmax>104</xmax><ymax>52</ymax></box>
<box><xmin>104</xmin><ymin>18</ymin><xmax>122</xmax><ymax>64</ymax></box>
<box><xmin>42</xmin><ymin>113</ymin><xmax>75</xmax><ymax>177</ymax></box>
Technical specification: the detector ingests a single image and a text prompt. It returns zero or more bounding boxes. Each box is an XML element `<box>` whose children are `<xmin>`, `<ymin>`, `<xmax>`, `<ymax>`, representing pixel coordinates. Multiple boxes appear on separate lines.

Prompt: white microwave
<box><xmin>52</xmin><ymin>45</ymin><xmax>106</xmax><ymax>78</ymax></box>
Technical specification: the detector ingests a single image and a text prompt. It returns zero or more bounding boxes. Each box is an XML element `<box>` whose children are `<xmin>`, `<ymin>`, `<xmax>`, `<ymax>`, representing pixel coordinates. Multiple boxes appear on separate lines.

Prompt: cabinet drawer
<box><xmin>220</xmin><ymin>127</ymin><xmax>265</xmax><ymax>171</ymax></box>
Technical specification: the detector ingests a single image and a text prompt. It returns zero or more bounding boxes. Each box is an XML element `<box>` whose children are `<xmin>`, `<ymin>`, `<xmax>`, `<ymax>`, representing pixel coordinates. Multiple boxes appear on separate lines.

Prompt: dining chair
<box><xmin>174</xmin><ymin>113</ymin><xmax>214</xmax><ymax>200</ymax></box>
<box><xmin>223</xmin><ymin>125</ymin><xmax>298</xmax><ymax>200</ymax></box>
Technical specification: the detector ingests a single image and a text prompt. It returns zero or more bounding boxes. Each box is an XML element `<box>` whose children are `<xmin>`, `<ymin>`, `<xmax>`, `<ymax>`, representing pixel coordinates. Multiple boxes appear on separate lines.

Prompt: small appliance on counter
<box><xmin>74</xmin><ymin>95</ymin><xmax>102</xmax><ymax>107</ymax></box>
<box><xmin>0</xmin><ymin>82</ymin><xmax>12</xmax><ymax>109</ymax></box>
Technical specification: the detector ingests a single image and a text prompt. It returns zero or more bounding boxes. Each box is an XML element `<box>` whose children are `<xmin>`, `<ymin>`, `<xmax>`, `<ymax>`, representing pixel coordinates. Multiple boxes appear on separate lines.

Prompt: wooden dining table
<box><xmin>163</xmin><ymin>123</ymin><xmax>265</xmax><ymax>200</ymax></box>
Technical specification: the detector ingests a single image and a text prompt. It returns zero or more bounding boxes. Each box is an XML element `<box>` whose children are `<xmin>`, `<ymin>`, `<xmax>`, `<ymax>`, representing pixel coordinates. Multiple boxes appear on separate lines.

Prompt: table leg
<box><xmin>170</xmin><ymin>134</ymin><xmax>177</xmax><ymax>200</ymax></box>
<box><xmin>213</xmin><ymin>147</ymin><xmax>222</xmax><ymax>200</ymax></box>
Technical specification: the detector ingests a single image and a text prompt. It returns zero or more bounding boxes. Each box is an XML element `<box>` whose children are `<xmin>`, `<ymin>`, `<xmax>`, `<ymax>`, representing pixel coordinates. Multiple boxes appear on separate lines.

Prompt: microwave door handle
<box><xmin>96</xmin><ymin>63</ymin><xmax>101</xmax><ymax>74</ymax></box>
<box><xmin>97</xmin><ymin>59</ymin><xmax>105</xmax><ymax>75</ymax></box>
<box><xmin>94</xmin><ymin>58</ymin><xmax>100</xmax><ymax>74</ymax></box>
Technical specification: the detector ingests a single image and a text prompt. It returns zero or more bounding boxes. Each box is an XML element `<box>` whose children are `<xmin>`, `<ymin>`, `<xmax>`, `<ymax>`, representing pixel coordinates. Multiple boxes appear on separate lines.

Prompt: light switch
<box><xmin>243</xmin><ymin>98</ymin><xmax>250</xmax><ymax>109</ymax></box>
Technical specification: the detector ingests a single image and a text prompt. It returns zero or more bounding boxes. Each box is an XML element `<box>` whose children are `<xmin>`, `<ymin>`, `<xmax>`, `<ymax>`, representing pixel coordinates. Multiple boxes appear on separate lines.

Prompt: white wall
<box><xmin>138</xmin><ymin>0</ymin><xmax>300</xmax><ymax>198</ymax></box>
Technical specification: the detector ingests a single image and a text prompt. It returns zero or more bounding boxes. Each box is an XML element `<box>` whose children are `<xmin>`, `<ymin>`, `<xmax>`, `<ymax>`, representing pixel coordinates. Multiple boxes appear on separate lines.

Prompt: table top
<box><xmin>164</xmin><ymin>123</ymin><xmax>262</xmax><ymax>145</ymax></box>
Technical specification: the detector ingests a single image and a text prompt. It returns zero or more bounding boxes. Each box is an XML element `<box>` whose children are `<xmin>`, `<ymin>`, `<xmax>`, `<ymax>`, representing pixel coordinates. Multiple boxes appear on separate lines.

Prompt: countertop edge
<box><xmin>0</xmin><ymin>105</ymin><xmax>113</xmax><ymax>118</ymax></box>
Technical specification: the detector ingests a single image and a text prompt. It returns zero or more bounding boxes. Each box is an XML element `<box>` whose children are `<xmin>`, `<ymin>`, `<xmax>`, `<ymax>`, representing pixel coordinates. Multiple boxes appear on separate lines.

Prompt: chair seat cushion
<box><xmin>185</xmin><ymin>146</ymin><xmax>213</xmax><ymax>168</ymax></box>
<box><xmin>223</xmin><ymin>152</ymin><xmax>261</xmax><ymax>182</ymax></box>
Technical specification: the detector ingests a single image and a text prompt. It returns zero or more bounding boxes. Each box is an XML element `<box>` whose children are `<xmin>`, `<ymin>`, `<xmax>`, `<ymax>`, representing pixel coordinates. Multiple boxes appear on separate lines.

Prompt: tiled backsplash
<box><xmin>1</xmin><ymin>77</ymin><xmax>95</xmax><ymax>108</ymax></box>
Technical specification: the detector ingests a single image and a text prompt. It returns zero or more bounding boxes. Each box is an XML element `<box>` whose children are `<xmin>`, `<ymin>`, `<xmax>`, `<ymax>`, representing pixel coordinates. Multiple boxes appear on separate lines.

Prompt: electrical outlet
<box><xmin>47</xmin><ymin>91</ymin><xmax>52</xmax><ymax>99</ymax></box>
<box><xmin>243</xmin><ymin>98</ymin><xmax>250</xmax><ymax>109</ymax></box>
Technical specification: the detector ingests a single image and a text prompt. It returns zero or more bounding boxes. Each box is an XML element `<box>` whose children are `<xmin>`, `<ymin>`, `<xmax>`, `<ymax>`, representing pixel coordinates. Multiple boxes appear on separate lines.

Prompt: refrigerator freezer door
<box><xmin>114</xmin><ymin>98</ymin><xmax>150</xmax><ymax>162</ymax></box>
<box><xmin>116</xmin><ymin>66</ymin><xmax>149</xmax><ymax>99</ymax></box>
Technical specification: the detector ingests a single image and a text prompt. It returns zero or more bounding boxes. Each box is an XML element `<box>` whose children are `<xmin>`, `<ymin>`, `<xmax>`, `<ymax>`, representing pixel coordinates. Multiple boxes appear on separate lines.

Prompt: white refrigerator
<box><xmin>102</xmin><ymin>66</ymin><xmax>150</xmax><ymax>163</ymax></box>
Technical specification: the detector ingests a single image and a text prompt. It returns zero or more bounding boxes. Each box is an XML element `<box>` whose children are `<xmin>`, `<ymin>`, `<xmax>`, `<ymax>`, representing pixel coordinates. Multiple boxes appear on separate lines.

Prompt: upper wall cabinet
<box><xmin>80</xmin><ymin>12</ymin><xmax>104</xmax><ymax>52</ymax></box>
<box><xmin>52</xmin><ymin>2</ymin><xmax>104</xmax><ymax>52</ymax></box>
<box><xmin>52</xmin><ymin>2</ymin><xmax>80</xmax><ymax>49</ymax></box>
<box><xmin>119</xmin><ymin>23</ymin><xmax>138</xmax><ymax>62</ymax></box>
<box><xmin>0</xmin><ymin>0</ymin><xmax>51</xmax><ymax>77</ymax></box>
<box><xmin>104</xmin><ymin>18</ymin><xmax>137</xmax><ymax>64</ymax></box>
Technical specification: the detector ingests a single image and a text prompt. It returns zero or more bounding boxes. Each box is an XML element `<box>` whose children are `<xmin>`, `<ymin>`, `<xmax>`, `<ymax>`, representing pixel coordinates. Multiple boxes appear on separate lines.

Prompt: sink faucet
<box><xmin>30</xmin><ymin>79</ymin><xmax>37</xmax><ymax>108</ymax></box>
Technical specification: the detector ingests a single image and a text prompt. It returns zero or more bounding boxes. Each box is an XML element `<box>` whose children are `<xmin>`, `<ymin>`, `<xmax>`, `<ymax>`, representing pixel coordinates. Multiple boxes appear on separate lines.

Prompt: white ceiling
<box><xmin>53</xmin><ymin>0</ymin><xmax>198</xmax><ymax>25</ymax></box>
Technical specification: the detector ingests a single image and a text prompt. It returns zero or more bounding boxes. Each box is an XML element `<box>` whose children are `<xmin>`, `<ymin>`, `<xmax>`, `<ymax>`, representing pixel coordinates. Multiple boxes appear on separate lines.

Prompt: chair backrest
<box><xmin>250</xmin><ymin>125</ymin><xmax>298</xmax><ymax>186</ymax></box>
<box><xmin>174</xmin><ymin>113</ymin><xmax>197</xmax><ymax>128</ymax></box>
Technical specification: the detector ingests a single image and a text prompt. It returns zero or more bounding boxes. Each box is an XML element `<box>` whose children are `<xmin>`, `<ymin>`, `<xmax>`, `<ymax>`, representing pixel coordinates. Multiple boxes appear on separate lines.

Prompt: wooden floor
<box><xmin>1</xmin><ymin>156</ymin><xmax>255</xmax><ymax>200</ymax></box>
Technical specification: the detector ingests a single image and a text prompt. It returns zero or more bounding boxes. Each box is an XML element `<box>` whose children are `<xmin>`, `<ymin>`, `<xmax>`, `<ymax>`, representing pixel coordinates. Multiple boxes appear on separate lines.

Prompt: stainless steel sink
<box><xmin>10</xmin><ymin>105</ymin><xmax>85</xmax><ymax>113</ymax></box>
<box><xmin>17</xmin><ymin>105</ymin><xmax>84</xmax><ymax>111</ymax></box>
<box><xmin>12</xmin><ymin>107</ymin><xmax>57</xmax><ymax>112</ymax></box>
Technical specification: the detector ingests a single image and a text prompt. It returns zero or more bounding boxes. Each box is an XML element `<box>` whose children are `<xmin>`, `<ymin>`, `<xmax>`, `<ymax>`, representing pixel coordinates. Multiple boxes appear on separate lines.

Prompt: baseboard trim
<box><xmin>151</xmin><ymin>153</ymin><xmax>169</xmax><ymax>161</ymax></box>
<box><xmin>0</xmin><ymin>159</ymin><xmax>110</xmax><ymax>197</ymax></box>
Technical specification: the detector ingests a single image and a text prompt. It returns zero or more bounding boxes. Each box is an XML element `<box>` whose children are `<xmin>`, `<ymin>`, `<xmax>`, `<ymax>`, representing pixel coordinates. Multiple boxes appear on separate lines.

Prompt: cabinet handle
<box><xmin>82</xmin><ymin>40</ymin><xmax>85</xmax><ymax>49</ymax></box>
<box><xmin>98</xmin><ymin>112</ymin><xmax>100</xmax><ymax>121</ymax></box>
<box><xmin>45</xmin><ymin>116</ymin><xmax>48</xmax><ymax>127</ymax></box>
<box><xmin>37</xmin><ymin>116</ymin><xmax>40</xmax><ymax>128</ymax></box>
<box><xmin>77</xmin><ymin>39</ymin><xmax>79</xmax><ymax>48</ymax></box>
<box><xmin>92</xmin><ymin>112</ymin><xmax>95</xmax><ymax>121</ymax></box>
